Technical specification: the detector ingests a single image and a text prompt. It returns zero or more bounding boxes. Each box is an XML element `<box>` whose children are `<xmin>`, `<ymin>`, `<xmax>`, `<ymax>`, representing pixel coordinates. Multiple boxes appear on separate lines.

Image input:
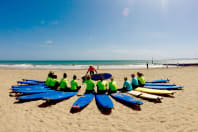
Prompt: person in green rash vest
<box><xmin>108</xmin><ymin>77</ymin><xmax>117</xmax><ymax>94</ymax></box>
<box><xmin>131</xmin><ymin>74</ymin><xmax>139</xmax><ymax>89</ymax></box>
<box><xmin>96</xmin><ymin>76</ymin><xmax>107</xmax><ymax>94</ymax></box>
<box><xmin>83</xmin><ymin>75</ymin><xmax>95</xmax><ymax>93</ymax></box>
<box><xmin>45</xmin><ymin>71</ymin><xmax>54</xmax><ymax>87</ymax></box>
<box><xmin>118</xmin><ymin>77</ymin><xmax>132</xmax><ymax>92</ymax></box>
<box><xmin>70</xmin><ymin>75</ymin><xmax>81</xmax><ymax>92</ymax></box>
<box><xmin>59</xmin><ymin>73</ymin><xmax>69</xmax><ymax>91</ymax></box>
<box><xmin>50</xmin><ymin>75</ymin><xmax>60</xmax><ymax>90</ymax></box>
<box><xmin>137</xmin><ymin>72</ymin><xmax>145</xmax><ymax>87</ymax></box>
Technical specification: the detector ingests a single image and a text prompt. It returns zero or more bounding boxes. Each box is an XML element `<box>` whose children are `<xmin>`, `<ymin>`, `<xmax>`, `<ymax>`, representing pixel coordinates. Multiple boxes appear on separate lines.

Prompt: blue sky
<box><xmin>0</xmin><ymin>0</ymin><xmax>198</xmax><ymax>60</ymax></box>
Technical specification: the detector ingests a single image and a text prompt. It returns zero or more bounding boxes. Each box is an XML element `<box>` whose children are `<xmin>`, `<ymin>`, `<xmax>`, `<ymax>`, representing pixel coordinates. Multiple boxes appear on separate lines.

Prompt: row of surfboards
<box><xmin>10</xmin><ymin>79</ymin><xmax>183</xmax><ymax>110</ymax></box>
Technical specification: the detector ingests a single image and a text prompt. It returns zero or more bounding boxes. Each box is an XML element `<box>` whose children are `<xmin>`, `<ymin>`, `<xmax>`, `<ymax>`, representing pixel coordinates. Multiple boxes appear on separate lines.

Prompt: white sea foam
<box><xmin>0</xmin><ymin>64</ymin><xmax>175</xmax><ymax>69</ymax></box>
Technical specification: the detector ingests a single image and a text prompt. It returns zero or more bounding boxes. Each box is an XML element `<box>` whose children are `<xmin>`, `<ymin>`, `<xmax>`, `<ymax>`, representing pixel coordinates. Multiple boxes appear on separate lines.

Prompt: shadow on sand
<box><xmin>38</xmin><ymin>99</ymin><xmax>68</xmax><ymax>108</ymax></box>
<box><xmin>14</xmin><ymin>99</ymin><xmax>38</xmax><ymax>104</ymax></box>
<box><xmin>111</xmin><ymin>97</ymin><xmax>142</xmax><ymax>111</ymax></box>
<box><xmin>70</xmin><ymin>106</ymin><xmax>87</xmax><ymax>114</ymax></box>
<box><xmin>95</xmin><ymin>100</ymin><xmax>112</xmax><ymax>115</ymax></box>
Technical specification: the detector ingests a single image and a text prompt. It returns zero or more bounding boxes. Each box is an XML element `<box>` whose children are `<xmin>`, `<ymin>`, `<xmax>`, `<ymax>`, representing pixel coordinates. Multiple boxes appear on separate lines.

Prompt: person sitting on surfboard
<box><xmin>50</xmin><ymin>74</ymin><xmax>60</xmax><ymax>89</ymax></box>
<box><xmin>119</xmin><ymin>77</ymin><xmax>132</xmax><ymax>91</ymax></box>
<box><xmin>108</xmin><ymin>77</ymin><xmax>117</xmax><ymax>94</ymax></box>
<box><xmin>70</xmin><ymin>75</ymin><xmax>81</xmax><ymax>92</ymax></box>
<box><xmin>86</xmin><ymin>65</ymin><xmax>97</xmax><ymax>76</ymax></box>
<box><xmin>83</xmin><ymin>75</ymin><xmax>95</xmax><ymax>93</ymax></box>
<box><xmin>45</xmin><ymin>71</ymin><xmax>54</xmax><ymax>87</ymax></box>
<box><xmin>137</xmin><ymin>72</ymin><xmax>145</xmax><ymax>87</ymax></box>
<box><xmin>131</xmin><ymin>74</ymin><xmax>139</xmax><ymax>89</ymax></box>
<box><xmin>59</xmin><ymin>73</ymin><xmax>68</xmax><ymax>91</ymax></box>
<box><xmin>96</xmin><ymin>76</ymin><xmax>107</xmax><ymax>94</ymax></box>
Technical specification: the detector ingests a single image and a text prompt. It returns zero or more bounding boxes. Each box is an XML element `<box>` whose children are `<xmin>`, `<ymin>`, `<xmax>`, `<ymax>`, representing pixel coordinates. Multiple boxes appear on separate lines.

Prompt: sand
<box><xmin>0</xmin><ymin>67</ymin><xmax>198</xmax><ymax>132</ymax></box>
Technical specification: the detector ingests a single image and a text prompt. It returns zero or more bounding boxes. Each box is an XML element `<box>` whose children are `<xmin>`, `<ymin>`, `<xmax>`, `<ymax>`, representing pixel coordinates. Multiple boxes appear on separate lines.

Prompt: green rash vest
<box><xmin>59</xmin><ymin>78</ymin><xmax>68</xmax><ymax>89</ymax></box>
<box><xmin>137</xmin><ymin>76</ymin><xmax>145</xmax><ymax>85</ymax></box>
<box><xmin>50</xmin><ymin>79</ymin><xmax>59</xmax><ymax>87</ymax></box>
<box><xmin>97</xmin><ymin>80</ymin><xmax>107</xmax><ymax>91</ymax></box>
<box><xmin>45</xmin><ymin>77</ymin><xmax>52</xmax><ymax>86</ymax></box>
<box><xmin>83</xmin><ymin>79</ymin><xmax>95</xmax><ymax>90</ymax></box>
<box><xmin>70</xmin><ymin>80</ymin><xmax>78</xmax><ymax>90</ymax></box>
<box><xmin>109</xmin><ymin>81</ymin><xmax>117</xmax><ymax>91</ymax></box>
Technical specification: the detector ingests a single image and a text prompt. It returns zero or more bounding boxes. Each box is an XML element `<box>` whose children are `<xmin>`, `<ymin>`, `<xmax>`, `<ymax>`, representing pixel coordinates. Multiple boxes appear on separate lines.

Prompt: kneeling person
<box><xmin>83</xmin><ymin>75</ymin><xmax>95</xmax><ymax>94</ymax></box>
<box><xmin>96</xmin><ymin>76</ymin><xmax>107</xmax><ymax>94</ymax></box>
<box><xmin>137</xmin><ymin>72</ymin><xmax>145</xmax><ymax>87</ymax></box>
<box><xmin>119</xmin><ymin>77</ymin><xmax>132</xmax><ymax>92</ymax></box>
<box><xmin>70</xmin><ymin>75</ymin><xmax>81</xmax><ymax>92</ymax></box>
<box><xmin>131</xmin><ymin>74</ymin><xmax>139</xmax><ymax>89</ymax></box>
<box><xmin>108</xmin><ymin>77</ymin><xmax>117</xmax><ymax>94</ymax></box>
<box><xmin>59</xmin><ymin>73</ymin><xmax>69</xmax><ymax>91</ymax></box>
<box><xmin>50</xmin><ymin>75</ymin><xmax>59</xmax><ymax>90</ymax></box>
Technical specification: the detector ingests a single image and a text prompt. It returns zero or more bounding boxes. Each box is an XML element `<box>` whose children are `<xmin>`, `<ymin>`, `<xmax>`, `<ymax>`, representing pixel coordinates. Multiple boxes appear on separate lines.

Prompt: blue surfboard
<box><xmin>91</xmin><ymin>73</ymin><xmax>112</xmax><ymax>81</ymax></box>
<box><xmin>145</xmin><ymin>79</ymin><xmax>169</xmax><ymax>83</ymax></box>
<box><xmin>17</xmin><ymin>81</ymin><xmax>45</xmax><ymax>85</ymax></box>
<box><xmin>72</xmin><ymin>93</ymin><xmax>94</xmax><ymax>109</ymax></box>
<box><xmin>12</xmin><ymin>85</ymin><xmax>47</xmax><ymax>88</ymax></box>
<box><xmin>82</xmin><ymin>73</ymin><xmax>112</xmax><ymax>81</ymax></box>
<box><xmin>143</xmin><ymin>85</ymin><xmax>183</xmax><ymax>90</ymax></box>
<box><xmin>12</xmin><ymin>87</ymin><xmax>49</xmax><ymax>92</ymax></box>
<box><xmin>16</xmin><ymin>91</ymin><xmax>60</xmax><ymax>100</ymax></box>
<box><xmin>145</xmin><ymin>83</ymin><xmax>176</xmax><ymax>86</ymax></box>
<box><xmin>43</xmin><ymin>92</ymin><xmax>77</xmax><ymax>101</ymax></box>
<box><xmin>111</xmin><ymin>92</ymin><xmax>143</xmax><ymax>105</ymax></box>
<box><xmin>16</xmin><ymin>89</ymin><xmax>54</xmax><ymax>94</ymax></box>
<box><xmin>95</xmin><ymin>94</ymin><xmax>113</xmax><ymax>109</ymax></box>
<box><xmin>23</xmin><ymin>79</ymin><xmax>45</xmax><ymax>83</ymax></box>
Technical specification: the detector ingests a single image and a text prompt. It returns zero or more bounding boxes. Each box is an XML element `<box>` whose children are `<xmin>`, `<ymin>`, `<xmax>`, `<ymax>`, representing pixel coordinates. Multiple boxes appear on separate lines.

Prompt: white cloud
<box><xmin>161</xmin><ymin>0</ymin><xmax>168</xmax><ymax>14</ymax></box>
<box><xmin>45</xmin><ymin>40</ymin><xmax>53</xmax><ymax>44</ymax></box>
<box><xmin>123</xmin><ymin>8</ymin><xmax>130</xmax><ymax>16</ymax></box>
<box><xmin>41</xmin><ymin>20</ymin><xmax>45</xmax><ymax>24</ymax></box>
<box><xmin>40</xmin><ymin>40</ymin><xmax>53</xmax><ymax>47</ymax></box>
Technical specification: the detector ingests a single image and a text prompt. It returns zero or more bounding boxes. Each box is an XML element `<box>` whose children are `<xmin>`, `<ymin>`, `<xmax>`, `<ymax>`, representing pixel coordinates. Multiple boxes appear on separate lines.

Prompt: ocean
<box><xmin>0</xmin><ymin>59</ymin><xmax>197</xmax><ymax>69</ymax></box>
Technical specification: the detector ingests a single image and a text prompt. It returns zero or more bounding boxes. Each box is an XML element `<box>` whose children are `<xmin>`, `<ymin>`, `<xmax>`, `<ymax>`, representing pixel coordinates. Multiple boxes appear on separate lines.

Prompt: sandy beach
<box><xmin>0</xmin><ymin>67</ymin><xmax>198</xmax><ymax>132</ymax></box>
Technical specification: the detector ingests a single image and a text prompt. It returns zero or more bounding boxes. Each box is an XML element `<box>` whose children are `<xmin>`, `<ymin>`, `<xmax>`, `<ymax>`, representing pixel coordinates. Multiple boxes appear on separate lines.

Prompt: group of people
<box><xmin>44</xmin><ymin>70</ymin><xmax>145</xmax><ymax>94</ymax></box>
<box><xmin>45</xmin><ymin>71</ymin><xmax>81</xmax><ymax>92</ymax></box>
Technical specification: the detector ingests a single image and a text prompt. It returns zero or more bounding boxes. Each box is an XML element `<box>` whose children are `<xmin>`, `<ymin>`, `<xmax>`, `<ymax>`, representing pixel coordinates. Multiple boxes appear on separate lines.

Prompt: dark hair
<box><xmin>48</xmin><ymin>71</ymin><xmax>54</xmax><ymax>78</ymax></box>
<box><xmin>87</xmin><ymin>75</ymin><xmax>91</xmax><ymax>80</ymax></box>
<box><xmin>124</xmin><ymin>77</ymin><xmax>127</xmax><ymax>81</ymax></box>
<box><xmin>54</xmin><ymin>75</ymin><xmax>57</xmax><ymax>79</ymax></box>
<box><xmin>73</xmin><ymin>75</ymin><xmax>77</xmax><ymax>80</ymax></box>
<box><xmin>100</xmin><ymin>76</ymin><xmax>104</xmax><ymax>81</ymax></box>
<box><xmin>110</xmin><ymin>77</ymin><xmax>114</xmax><ymax>81</ymax></box>
<box><xmin>131</xmin><ymin>74</ymin><xmax>135</xmax><ymax>78</ymax></box>
<box><xmin>137</xmin><ymin>72</ymin><xmax>142</xmax><ymax>77</ymax></box>
<box><xmin>63</xmin><ymin>73</ymin><xmax>67</xmax><ymax>78</ymax></box>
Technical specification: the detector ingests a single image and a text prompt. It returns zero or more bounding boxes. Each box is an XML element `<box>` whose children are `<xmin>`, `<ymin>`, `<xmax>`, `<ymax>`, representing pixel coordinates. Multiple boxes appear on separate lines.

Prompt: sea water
<box><xmin>0</xmin><ymin>59</ymin><xmax>192</xmax><ymax>69</ymax></box>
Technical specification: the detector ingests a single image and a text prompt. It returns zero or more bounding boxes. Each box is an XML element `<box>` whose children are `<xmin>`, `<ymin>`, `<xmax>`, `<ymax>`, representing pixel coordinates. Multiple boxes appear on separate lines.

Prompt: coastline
<box><xmin>0</xmin><ymin>67</ymin><xmax>197</xmax><ymax>132</ymax></box>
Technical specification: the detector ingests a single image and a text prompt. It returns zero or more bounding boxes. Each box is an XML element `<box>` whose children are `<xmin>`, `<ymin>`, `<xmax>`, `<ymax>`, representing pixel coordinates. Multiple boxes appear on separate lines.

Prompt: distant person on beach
<box><xmin>86</xmin><ymin>65</ymin><xmax>97</xmax><ymax>76</ymax></box>
<box><xmin>131</xmin><ymin>74</ymin><xmax>139</xmax><ymax>89</ymax></box>
<box><xmin>96</xmin><ymin>76</ymin><xmax>107</xmax><ymax>94</ymax></box>
<box><xmin>50</xmin><ymin>74</ymin><xmax>60</xmax><ymax>89</ymax></box>
<box><xmin>146</xmin><ymin>63</ymin><xmax>149</xmax><ymax>69</ymax></box>
<box><xmin>137</xmin><ymin>72</ymin><xmax>145</xmax><ymax>87</ymax></box>
<box><xmin>83</xmin><ymin>75</ymin><xmax>95</xmax><ymax>93</ymax></box>
<box><xmin>59</xmin><ymin>73</ymin><xmax>68</xmax><ymax>91</ymax></box>
<box><xmin>70</xmin><ymin>75</ymin><xmax>81</xmax><ymax>92</ymax></box>
<box><xmin>45</xmin><ymin>71</ymin><xmax>54</xmax><ymax>87</ymax></box>
<box><xmin>108</xmin><ymin>77</ymin><xmax>117</xmax><ymax>94</ymax></box>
